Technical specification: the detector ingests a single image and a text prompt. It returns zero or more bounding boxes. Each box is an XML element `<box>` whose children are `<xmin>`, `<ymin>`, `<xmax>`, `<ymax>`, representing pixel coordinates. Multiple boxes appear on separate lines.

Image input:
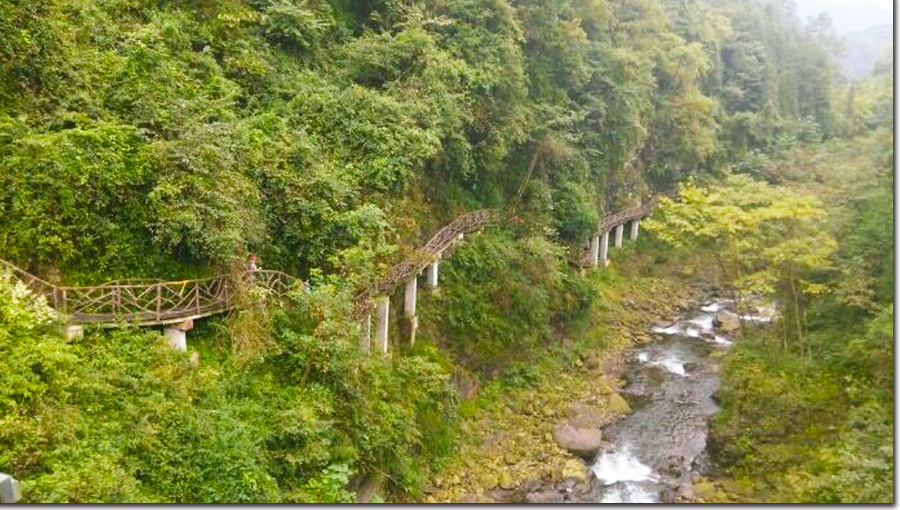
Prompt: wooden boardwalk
<box><xmin>1</xmin><ymin>197</ymin><xmax>659</xmax><ymax>328</ymax></box>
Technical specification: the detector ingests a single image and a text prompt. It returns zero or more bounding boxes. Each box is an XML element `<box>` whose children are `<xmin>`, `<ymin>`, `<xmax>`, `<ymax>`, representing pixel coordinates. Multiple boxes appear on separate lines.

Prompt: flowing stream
<box><xmin>588</xmin><ymin>297</ymin><xmax>770</xmax><ymax>503</ymax></box>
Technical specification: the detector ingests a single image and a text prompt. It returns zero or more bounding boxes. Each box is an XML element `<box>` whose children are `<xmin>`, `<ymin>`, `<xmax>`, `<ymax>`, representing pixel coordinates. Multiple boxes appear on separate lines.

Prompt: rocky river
<box><xmin>421</xmin><ymin>286</ymin><xmax>777</xmax><ymax>504</ymax></box>
<box><xmin>585</xmin><ymin>296</ymin><xmax>773</xmax><ymax>503</ymax></box>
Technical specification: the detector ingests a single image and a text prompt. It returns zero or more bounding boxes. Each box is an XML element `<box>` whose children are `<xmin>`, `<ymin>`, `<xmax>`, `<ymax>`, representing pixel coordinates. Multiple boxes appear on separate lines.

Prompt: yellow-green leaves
<box><xmin>647</xmin><ymin>173</ymin><xmax>837</xmax><ymax>342</ymax></box>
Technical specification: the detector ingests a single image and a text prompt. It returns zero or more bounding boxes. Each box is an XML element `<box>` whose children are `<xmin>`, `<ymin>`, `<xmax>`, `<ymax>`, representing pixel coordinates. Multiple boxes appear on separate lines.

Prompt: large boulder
<box><xmin>553</xmin><ymin>424</ymin><xmax>602</xmax><ymax>459</ymax></box>
<box><xmin>715</xmin><ymin>310</ymin><xmax>741</xmax><ymax>332</ymax></box>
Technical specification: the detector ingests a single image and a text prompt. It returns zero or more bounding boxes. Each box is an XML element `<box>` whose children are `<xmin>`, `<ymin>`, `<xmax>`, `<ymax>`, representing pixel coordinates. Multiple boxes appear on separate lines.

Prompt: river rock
<box><xmin>499</xmin><ymin>471</ymin><xmax>516</xmax><ymax>490</ymax></box>
<box><xmin>552</xmin><ymin>424</ymin><xmax>602</xmax><ymax>459</ymax></box>
<box><xmin>597</xmin><ymin>379</ymin><xmax>615</xmax><ymax>395</ymax></box>
<box><xmin>606</xmin><ymin>393</ymin><xmax>632</xmax><ymax>414</ymax></box>
<box><xmin>653</xmin><ymin>318</ymin><xmax>675</xmax><ymax>328</ymax></box>
<box><xmin>462</xmin><ymin>492</ymin><xmax>494</xmax><ymax>503</ymax></box>
<box><xmin>526</xmin><ymin>491</ymin><xmax>565</xmax><ymax>504</ymax></box>
<box><xmin>479</xmin><ymin>472</ymin><xmax>499</xmax><ymax>490</ymax></box>
<box><xmin>715</xmin><ymin>310</ymin><xmax>741</xmax><ymax>332</ymax></box>
<box><xmin>561</xmin><ymin>459</ymin><xmax>588</xmax><ymax>484</ymax></box>
<box><xmin>566</xmin><ymin>403</ymin><xmax>604</xmax><ymax>429</ymax></box>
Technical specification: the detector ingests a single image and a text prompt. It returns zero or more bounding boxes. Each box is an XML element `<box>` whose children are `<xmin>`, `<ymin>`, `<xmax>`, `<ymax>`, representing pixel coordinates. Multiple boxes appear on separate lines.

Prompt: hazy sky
<box><xmin>793</xmin><ymin>0</ymin><xmax>894</xmax><ymax>33</ymax></box>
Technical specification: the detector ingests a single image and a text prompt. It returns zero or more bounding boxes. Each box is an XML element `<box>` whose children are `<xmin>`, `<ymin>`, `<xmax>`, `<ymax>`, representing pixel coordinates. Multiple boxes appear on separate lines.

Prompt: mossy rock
<box><xmin>479</xmin><ymin>473</ymin><xmax>499</xmax><ymax>490</ymax></box>
<box><xmin>606</xmin><ymin>393</ymin><xmax>631</xmax><ymax>414</ymax></box>
<box><xmin>692</xmin><ymin>481</ymin><xmax>716</xmax><ymax>500</ymax></box>
<box><xmin>499</xmin><ymin>471</ymin><xmax>516</xmax><ymax>490</ymax></box>
<box><xmin>561</xmin><ymin>459</ymin><xmax>588</xmax><ymax>484</ymax></box>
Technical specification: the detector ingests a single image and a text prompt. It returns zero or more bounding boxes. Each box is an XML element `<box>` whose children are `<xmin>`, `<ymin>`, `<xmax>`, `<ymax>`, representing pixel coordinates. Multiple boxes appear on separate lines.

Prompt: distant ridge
<box><xmin>840</xmin><ymin>24</ymin><xmax>893</xmax><ymax>79</ymax></box>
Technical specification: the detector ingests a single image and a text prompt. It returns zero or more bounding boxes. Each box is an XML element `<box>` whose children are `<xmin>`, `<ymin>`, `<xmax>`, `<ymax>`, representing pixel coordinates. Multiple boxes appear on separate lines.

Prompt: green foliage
<box><xmin>645</xmin><ymin>174</ymin><xmax>837</xmax><ymax>348</ymax></box>
<box><xmin>711</xmin><ymin>307</ymin><xmax>893</xmax><ymax>503</ymax></box>
<box><xmin>0</xmin><ymin>272</ymin><xmax>457</xmax><ymax>502</ymax></box>
<box><xmin>551</xmin><ymin>181</ymin><xmax>600</xmax><ymax>242</ymax></box>
<box><xmin>420</xmin><ymin>230</ymin><xmax>571</xmax><ymax>374</ymax></box>
<box><xmin>706</xmin><ymin>129</ymin><xmax>893</xmax><ymax>504</ymax></box>
<box><xmin>0</xmin><ymin>0</ymin><xmax>863</xmax><ymax>503</ymax></box>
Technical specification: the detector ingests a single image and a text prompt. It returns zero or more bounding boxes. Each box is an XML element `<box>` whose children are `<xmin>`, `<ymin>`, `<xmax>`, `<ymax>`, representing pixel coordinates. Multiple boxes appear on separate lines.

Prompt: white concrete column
<box><xmin>404</xmin><ymin>277</ymin><xmax>418</xmax><ymax>345</ymax></box>
<box><xmin>615</xmin><ymin>224</ymin><xmax>624</xmax><ymax>249</ymax></box>
<box><xmin>163</xmin><ymin>318</ymin><xmax>193</xmax><ymax>352</ymax></box>
<box><xmin>589</xmin><ymin>235</ymin><xmax>600</xmax><ymax>267</ymax></box>
<box><xmin>375</xmin><ymin>295</ymin><xmax>390</xmax><ymax>353</ymax></box>
<box><xmin>65</xmin><ymin>324</ymin><xmax>84</xmax><ymax>340</ymax></box>
<box><xmin>359</xmin><ymin>313</ymin><xmax>372</xmax><ymax>352</ymax></box>
<box><xmin>404</xmin><ymin>278</ymin><xmax>417</xmax><ymax>317</ymax></box>
<box><xmin>0</xmin><ymin>473</ymin><xmax>22</xmax><ymax>503</ymax></box>
<box><xmin>426</xmin><ymin>260</ymin><xmax>439</xmax><ymax>288</ymax></box>
<box><xmin>600</xmin><ymin>231</ymin><xmax>610</xmax><ymax>267</ymax></box>
<box><xmin>408</xmin><ymin>316</ymin><xmax>419</xmax><ymax>346</ymax></box>
<box><xmin>630</xmin><ymin>219</ymin><xmax>640</xmax><ymax>241</ymax></box>
<box><xmin>163</xmin><ymin>328</ymin><xmax>187</xmax><ymax>351</ymax></box>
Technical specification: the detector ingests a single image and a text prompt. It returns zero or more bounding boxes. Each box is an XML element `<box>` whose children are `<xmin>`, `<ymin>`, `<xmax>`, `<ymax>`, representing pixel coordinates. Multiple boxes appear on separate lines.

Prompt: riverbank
<box><xmin>420</xmin><ymin>262</ymin><xmax>698</xmax><ymax>503</ymax></box>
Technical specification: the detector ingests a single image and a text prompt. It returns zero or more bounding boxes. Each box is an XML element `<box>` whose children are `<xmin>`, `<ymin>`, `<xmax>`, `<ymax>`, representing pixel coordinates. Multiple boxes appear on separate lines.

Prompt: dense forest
<box><xmin>0</xmin><ymin>0</ymin><xmax>892</xmax><ymax>503</ymax></box>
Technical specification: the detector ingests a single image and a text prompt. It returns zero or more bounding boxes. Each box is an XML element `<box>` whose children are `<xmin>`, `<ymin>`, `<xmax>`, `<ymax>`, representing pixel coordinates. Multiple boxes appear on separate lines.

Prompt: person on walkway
<box><xmin>248</xmin><ymin>254</ymin><xmax>261</xmax><ymax>276</ymax></box>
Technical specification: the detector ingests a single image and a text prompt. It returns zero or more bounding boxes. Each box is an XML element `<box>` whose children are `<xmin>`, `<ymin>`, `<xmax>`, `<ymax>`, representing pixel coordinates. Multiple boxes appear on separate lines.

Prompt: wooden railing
<box><xmin>600</xmin><ymin>195</ymin><xmax>659</xmax><ymax>232</ymax></box>
<box><xmin>2</xmin><ymin>196</ymin><xmax>659</xmax><ymax>327</ymax></box>
<box><xmin>351</xmin><ymin>209</ymin><xmax>500</xmax><ymax>317</ymax></box>
<box><xmin>0</xmin><ymin>258</ymin><xmax>298</xmax><ymax>326</ymax></box>
<box><xmin>571</xmin><ymin>195</ymin><xmax>660</xmax><ymax>268</ymax></box>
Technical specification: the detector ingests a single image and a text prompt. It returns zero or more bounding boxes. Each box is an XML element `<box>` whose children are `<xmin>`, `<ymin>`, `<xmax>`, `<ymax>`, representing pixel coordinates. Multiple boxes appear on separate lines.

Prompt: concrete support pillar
<box><xmin>630</xmin><ymin>219</ymin><xmax>640</xmax><ymax>241</ymax></box>
<box><xmin>614</xmin><ymin>224</ymin><xmax>624</xmax><ymax>249</ymax></box>
<box><xmin>403</xmin><ymin>277</ymin><xmax>419</xmax><ymax>345</ymax></box>
<box><xmin>426</xmin><ymin>260</ymin><xmax>439</xmax><ymax>289</ymax></box>
<box><xmin>375</xmin><ymin>295</ymin><xmax>390</xmax><ymax>354</ymax></box>
<box><xmin>65</xmin><ymin>324</ymin><xmax>84</xmax><ymax>341</ymax></box>
<box><xmin>589</xmin><ymin>235</ymin><xmax>600</xmax><ymax>268</ymax></box>
<box><xmin>163</xmin><ymin>328</ymin><xmax>187</xmax><ymax>351</ymax></box>
<box><xmin>406</xmin><ymin>316</ymin><xmax>419</xmax><ymax>346</ymax></box>
<box><xmin>0</xmin><ymin>473</ymin><xmax>21</xmax><ymax>503</ymax></box>
<box><xmin>404</xmin><ymin>278</ymin><xmax>417</xmax><ymax>318</ymax></box>
<box><xmin>359</xmin><ymin>313</ymin><xmax>372</xmax><ymax>352</ymax></box>
<box><xmin>163</xmin><ymin>318</ymin><xmax>193</xmax><ymax>352</ymax></box>
<box><xmin>600</xmin><ymin>231</ymin><xmax>610</xmax><ymax>267</ymax></box>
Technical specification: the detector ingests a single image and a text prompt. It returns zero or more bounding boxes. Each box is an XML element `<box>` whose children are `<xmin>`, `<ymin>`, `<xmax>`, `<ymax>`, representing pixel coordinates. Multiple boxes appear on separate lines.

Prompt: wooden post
<box><xmin>615</xmin><ymin>224</ymin><xmax>624</xmax><ymax>249</ymax></box>
<box><xmin>630</xmin><ymin>219</ymin><xmax>640</xmax><ymax>241</ymax></box>
<box><xmin>589</xmin><ymin>235</ymin><xmax>600</xmax><ymax>268</ymax></box>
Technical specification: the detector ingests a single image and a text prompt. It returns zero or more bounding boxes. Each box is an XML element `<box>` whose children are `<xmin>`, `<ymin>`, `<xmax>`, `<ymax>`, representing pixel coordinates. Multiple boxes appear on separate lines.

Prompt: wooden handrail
<box><xmin>0</xmin><ymin>262</ymin><xmax>299</xmax><ymax>326</ymax></box>
<box><xmin>1</xmin><ymin>196</ymin><xmax>660</xmax><ymax>326</ymax></box>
